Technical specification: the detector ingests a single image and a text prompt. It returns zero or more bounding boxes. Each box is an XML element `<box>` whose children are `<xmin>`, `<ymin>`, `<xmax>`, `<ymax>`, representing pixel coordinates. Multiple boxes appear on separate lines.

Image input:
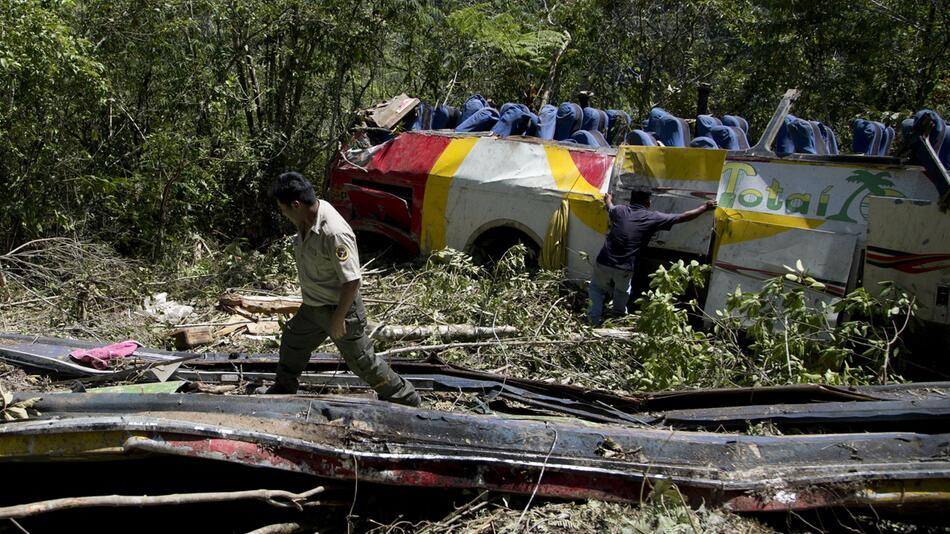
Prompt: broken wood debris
<box><xmin>219</xmin><ymin>292</ymin><xmax>302</xmax><ymax>315</ymax></box>
<box><xmin>164</xmin><ymin>292</ymin><xmax>530</xmax><ymax>348</ymax></box>
<box><xmin>370</xmin><ymin>323</ymin><xmax>519</xmax><ymax>341</ymax></box>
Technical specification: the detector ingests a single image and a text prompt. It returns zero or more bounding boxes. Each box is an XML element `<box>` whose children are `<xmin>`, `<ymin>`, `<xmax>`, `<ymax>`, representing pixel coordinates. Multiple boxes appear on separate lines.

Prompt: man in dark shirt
<box><xmin>587</xmin><ymin>190</ymin><xmax>716</xmax><ymax>325</ymax></box>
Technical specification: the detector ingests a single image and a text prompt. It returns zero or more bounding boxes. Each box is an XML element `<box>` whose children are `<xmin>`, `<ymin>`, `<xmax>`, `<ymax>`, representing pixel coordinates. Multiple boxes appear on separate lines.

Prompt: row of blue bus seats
<box><xmin>899</xmin><ymin>110</ymin><xmax>949</xmax><ymax>169</ymax></box>
<box><xmin>409</xmin><ymin>95</ymin><xmax>617</xmax><ymax>148</ymax></box>
<box><xmin>410</xmin><ymin>95</ymin><xmax>756</xmax><ymax>151</ymax></box>
<box><xmin>407</xmin><ymin>95</ymin><xmax>947</xmax><ymax>167</ymax></box>
<box><xmin>407</xmin><ymin>95</ymin><xmax>752</xmax><ymax>150</ymax></box>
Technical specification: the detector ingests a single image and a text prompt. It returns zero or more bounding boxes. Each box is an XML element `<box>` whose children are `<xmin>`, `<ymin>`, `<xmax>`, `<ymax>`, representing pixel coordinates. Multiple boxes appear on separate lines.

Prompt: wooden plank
<box><xmin>219</xmin><ymin>293</ymin><xmax>301</xmax><ymax>314</ymax></box>
<box><xmin>246</xmin><ymin>321</ymin><xmax>280</xmax><ymax>335</ymax></box>
<box><xmin>171</xmin><ymin>327</ymin><xmax>214</xmax><ymax>349</ymax></box>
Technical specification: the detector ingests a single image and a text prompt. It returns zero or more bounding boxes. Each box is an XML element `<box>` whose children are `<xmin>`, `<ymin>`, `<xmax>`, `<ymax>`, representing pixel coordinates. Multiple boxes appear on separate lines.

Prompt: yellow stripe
<box><xmin>619</xmin><ymin>146</ymin><xmax>726</xmax><ymax>182</ymax></box>
<box><xmin>568</xmin><ymin>195</ymin><xmax>609</xmax><ymax>234</ymax></box>
<box><xmin>419</xmin><ymin>137</ymin><xmax>480</xmax><ymax>252</ymax></box>
<box><xmin>858</xmin><ymin>479</ymin><xmax>950</xmax><ymax>505</ymax></box>
<box><xmin>545</xmin><ymin>146</ymin><xmax>602</xmax><ymax>195</ymax></box>
<box><xmin>714</xmin><ymin>208</ymin><xmax>826</xmax><ymax>255</ymax></box>
<box><xmin>0</xmin><ymin>431</ymin><xmax>136</xmax><ymax>458</ymax></box>
<box><xmin>544</xmin><ymin>146</ymin><xmax>608</xmax><ymax>233</ymax></box>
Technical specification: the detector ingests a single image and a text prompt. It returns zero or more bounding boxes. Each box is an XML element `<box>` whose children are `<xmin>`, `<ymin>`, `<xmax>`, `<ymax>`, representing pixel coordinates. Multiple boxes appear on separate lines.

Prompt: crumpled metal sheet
<box><xmin>1</xmin><ymin>393</ymin><xmax>949</xmax><ymax>512</ymax></box>
<box><xmin>0</xmin><ymin>334</ymin><xmax>179</xmax><ymax>375</ymax></box>
<box><xmin>367</xmin><ymin>94</ymin><xmax>420</xmax><ymax>129</ymax></box>
<box><xmin>6</xmin><ymin>334</ymin><xmax>950</xmax><ymax>429</ymax></box>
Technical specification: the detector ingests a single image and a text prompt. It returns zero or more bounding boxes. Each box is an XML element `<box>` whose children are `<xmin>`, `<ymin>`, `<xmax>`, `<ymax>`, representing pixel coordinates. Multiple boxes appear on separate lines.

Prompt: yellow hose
<box><xmin>540</xmin><ymin>198</ymin><xmax>570</xmax><ymax>270</ymax></box>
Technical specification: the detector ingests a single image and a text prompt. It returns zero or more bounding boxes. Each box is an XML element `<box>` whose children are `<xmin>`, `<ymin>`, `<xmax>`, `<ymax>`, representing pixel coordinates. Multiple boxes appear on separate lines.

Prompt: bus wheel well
<box><xmin>468</xmin><ymin>226</ymin><xmax>540</xmax><ymax>267</ymax></box>
<box><xmin>354</xmin><ymin>230</ymin><xmax>414</xmax><ymax>263</ymax></box>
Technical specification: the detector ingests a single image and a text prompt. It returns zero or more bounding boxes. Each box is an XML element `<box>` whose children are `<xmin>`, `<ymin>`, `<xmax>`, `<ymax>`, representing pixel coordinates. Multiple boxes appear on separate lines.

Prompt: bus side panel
<box><xmin>865</xmin><ymin>198</ymin><xmax>950</xmax><ymax>325</ymax></box>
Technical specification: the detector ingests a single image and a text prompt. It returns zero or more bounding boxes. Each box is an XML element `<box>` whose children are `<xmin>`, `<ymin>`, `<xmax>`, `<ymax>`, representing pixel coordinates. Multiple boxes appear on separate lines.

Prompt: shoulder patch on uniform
<box><xmin>335</xmin><ymin>245</ymin><xmax>349</xmax><ymax>262</ymax></box>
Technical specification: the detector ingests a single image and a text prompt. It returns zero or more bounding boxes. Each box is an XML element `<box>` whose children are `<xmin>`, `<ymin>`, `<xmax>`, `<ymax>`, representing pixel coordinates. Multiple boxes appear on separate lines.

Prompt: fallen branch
<box><xmin>217</xmin><ymin>293</ymin><xmax>636</xmax><ymax>343</ymax></box>
<box><xmin>416</xmin><ymin>491</ymin><xmax>490</xmax><ymax>534</ymax></box>
<box><xmin>590</xmin><ymin>327</ymin><xmax>639</xmax><ymax>339</ymax></box>
<box><xmin>0</xmin><ymin>486</ymin><xmax>325</xmax><ymax>519</ymax></box>
<box><xmin>376</xmin><ymin>336</ymin><xmax>615</xmax><ymax>358</ymax></box>
<box><xmin>370</xmin><ymin>324</ymin><xmax>519</xmax><ymax>342</ymax></box>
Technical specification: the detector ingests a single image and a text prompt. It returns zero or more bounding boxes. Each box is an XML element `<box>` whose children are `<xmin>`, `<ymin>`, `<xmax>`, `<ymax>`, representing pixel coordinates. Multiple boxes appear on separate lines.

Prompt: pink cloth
<box><xmin>69</xmin><ymin>340</ymin><xmax>141</xmax><ymax>370</ymax></box>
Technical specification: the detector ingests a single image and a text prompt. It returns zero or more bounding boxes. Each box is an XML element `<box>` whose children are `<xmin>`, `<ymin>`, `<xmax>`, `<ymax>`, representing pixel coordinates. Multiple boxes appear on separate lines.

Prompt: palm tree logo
<box><xmin>827</xmin><ymin>171</ymin><xmax>897</xmax><ymax>222</ymax></box>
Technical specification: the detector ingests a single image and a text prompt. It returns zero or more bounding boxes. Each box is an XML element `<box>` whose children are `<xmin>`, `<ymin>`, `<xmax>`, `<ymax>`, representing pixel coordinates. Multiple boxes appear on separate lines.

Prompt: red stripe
<box><xmin>569</xmin><ymin>151</ymin><xmax>613</xmax><ymax>190</ymax></box>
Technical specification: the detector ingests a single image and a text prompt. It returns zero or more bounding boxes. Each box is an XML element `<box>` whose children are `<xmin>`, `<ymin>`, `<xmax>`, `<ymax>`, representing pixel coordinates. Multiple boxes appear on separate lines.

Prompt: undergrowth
<box><xmin>0</xmin><ymin>238</ymin><xmax>915</xmax><ymax>393</ymax></box>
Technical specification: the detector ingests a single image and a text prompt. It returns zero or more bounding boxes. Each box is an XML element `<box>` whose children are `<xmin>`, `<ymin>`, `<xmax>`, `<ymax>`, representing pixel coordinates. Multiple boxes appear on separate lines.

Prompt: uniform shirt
<box><xmin>595</xmin><ymin>203</ymin><xmax>679</xmax><ymax>272</ymax></box>
<box><xmin>294</xmin><ymin>200</ymin><xmax>362</xmax><ymax>307</ymax></box>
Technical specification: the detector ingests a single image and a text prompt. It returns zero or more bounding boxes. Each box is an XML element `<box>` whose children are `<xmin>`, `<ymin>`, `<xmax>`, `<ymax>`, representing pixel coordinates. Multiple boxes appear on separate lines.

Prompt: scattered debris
<box><xmin>219</xmin><ymin>292</ymin><xmax>301</xmax><ymax>315</ymax></box>
<box><xmin>143</xmin><ymin>292</ymin><xmax>194</xmax><ymax>324</ymax></box>
<box><xmin>0</xmin><ymin>333</ymin><xmax>187</xmax><ymax>383</ymax></box>
<box><xmin>0</xmin><ymin>386</ymin><xmax>40</xmax><ymax>421</ymax></box>
<box><xmin>170</xmin><ymin>325</ymin><xmax>214</xmax><ymax>349</ymax></box>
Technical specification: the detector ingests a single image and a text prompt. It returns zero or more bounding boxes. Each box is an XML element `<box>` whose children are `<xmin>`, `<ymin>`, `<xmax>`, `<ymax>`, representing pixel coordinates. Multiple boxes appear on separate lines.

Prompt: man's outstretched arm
<box><xmin>604</xmin><ymin>192</ymin><xmax>615</xmax><ymax>210</ymax></box>
<box><xmin>676</xmin><ymin>200</ymin><xmax>717</xmax><ymax>223</ymax></box>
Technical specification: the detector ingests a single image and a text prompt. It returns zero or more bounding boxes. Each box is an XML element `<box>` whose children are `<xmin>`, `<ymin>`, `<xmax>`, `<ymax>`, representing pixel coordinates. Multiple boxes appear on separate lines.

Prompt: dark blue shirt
<box><xmin>595</xmin><ymin>204</ymin><xmax>679</xmax><ymax>272</ymax></box>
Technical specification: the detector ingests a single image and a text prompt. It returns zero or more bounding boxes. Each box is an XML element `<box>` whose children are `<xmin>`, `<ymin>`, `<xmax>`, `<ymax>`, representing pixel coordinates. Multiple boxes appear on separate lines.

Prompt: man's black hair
<box><xmin>629</xmin><ymin>190</ymin><xmax>652</xmax><ymax>206</ymax></box>
<box><xmin>269</xmin><ymin>171</ymin><xmax>317</xmax><ymax>206</ymax></box>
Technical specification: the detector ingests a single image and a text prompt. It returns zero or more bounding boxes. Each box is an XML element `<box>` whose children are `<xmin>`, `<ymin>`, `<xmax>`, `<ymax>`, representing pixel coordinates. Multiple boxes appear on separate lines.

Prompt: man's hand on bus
<box><xmin>677</xmin><ymin>200</ymin><xmax>718</xmax><ymax>223</ymax></box>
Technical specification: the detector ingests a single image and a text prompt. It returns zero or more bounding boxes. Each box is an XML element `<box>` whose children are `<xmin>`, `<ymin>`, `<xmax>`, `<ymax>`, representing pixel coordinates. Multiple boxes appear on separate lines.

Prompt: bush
<box><xmin>627</xmin><ymin>259</ymin><xmax>915</xmax><ymax>390</ymax></box>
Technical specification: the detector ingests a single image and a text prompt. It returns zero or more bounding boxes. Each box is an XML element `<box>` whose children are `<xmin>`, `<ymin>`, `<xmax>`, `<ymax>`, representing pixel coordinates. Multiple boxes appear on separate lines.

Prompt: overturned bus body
<box><xmin>327</xmin><ymin>91</ymin><xmax>950</xmax><ymax>327</ymax></box>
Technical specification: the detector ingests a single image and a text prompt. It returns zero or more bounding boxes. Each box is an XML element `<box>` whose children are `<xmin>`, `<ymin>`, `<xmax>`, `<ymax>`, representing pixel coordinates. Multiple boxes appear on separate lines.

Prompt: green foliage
<box><xmin>627</xmin><ymin>258</ymin><xmax>915</xmax><ymax>391</ymax></box>
<box><xmin>448</xmin><ymin>4</ymin><xmax>568</xmax><ymax>73</ymax></box>
<box><xmin>367</xmin><ymin>246</ymin><xmax>640</xmax><ymax>390</ymax></box>
<box><xmin>719</xmin><ymin>261</ymin><xmax>913</xmax><ymax>385</ymax></box>
<box><xmin>628</xmin><ymin>260</ymin><xmax>729</xmax><ymax>389</ymax></box>
<box><xmin>0</xmin><ymin>0</ymin><xmax>106</xmax><ymax>244</ymax></box>
<box><xmin>412</xmin><ymin>245</ymin><xmax>565</xmax><ymax>330</ymax></box>
<box><xmin>1</xmin><ymin>0</ymin><xmax>947</xmax><ymax>254</ymax></box>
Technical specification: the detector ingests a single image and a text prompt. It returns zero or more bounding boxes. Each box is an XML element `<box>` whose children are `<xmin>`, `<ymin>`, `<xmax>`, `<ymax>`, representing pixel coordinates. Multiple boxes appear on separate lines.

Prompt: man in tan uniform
<box><xmin>266</xmin><ymin>171</ymin><xmax>420</xmax><ymax>406</ymax></box>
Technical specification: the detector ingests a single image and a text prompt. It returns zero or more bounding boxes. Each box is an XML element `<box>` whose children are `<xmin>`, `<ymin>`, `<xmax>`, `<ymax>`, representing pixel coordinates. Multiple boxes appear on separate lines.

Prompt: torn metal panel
<box><xmin>6</xmin><ymin>334</ymin><xmax>950</xmax><ymax>428</ymax></box>
<box><xmin>849</xmin><ymin>381</ymin><xmax>950</xmax><ymax>401</ymax></box>
<box><xmin>366</xmin><ymin>94</ymin><xmax>419</xmax><ymax>129</ymax></box>
<box><xmin>0</xmin><ymin>335</ymin><xmax>183</xmax><ymax>379</ymax></box>
<box><xmin>640</xmin><ymin>383</ymin><xmax>884</xmax><ymax>409</ymax></box>
<box><xmin>865</xmin><ymin>198</ymin><xmax>950</xmax><ymax>325</ymax></box>
<box><xmin>704</xmin><ymin>221</ymin><xmax>857</xmax><ymax>323</ymax></box>
<box><xmin>1</xmin><ymin>393</ymin><xmax>949</xmax><ymax>512</ymax></box>
<box><xmin>658</xmin><ymin>398</ymin><xmax>950</xmax><ymax>431</ymax></box>
<box><xmin>174</xmin><ymin>368</ymin><xmax>652</xmax><ymax>425</ymax></box>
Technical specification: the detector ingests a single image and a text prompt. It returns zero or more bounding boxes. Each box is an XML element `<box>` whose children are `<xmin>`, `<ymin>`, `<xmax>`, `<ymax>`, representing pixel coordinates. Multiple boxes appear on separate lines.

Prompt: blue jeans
<box><xmin>587</xmin><ymin>263</ymin><xmax>633</xmax><ymax>325</ymax></box>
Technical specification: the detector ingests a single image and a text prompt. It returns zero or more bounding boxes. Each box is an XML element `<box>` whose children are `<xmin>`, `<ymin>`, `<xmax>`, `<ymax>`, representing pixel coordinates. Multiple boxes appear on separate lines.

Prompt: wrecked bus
<box><xmin>326</xmin><ymin>91</ymin><xmax>950</xmax><ymax>327</ymax></box>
